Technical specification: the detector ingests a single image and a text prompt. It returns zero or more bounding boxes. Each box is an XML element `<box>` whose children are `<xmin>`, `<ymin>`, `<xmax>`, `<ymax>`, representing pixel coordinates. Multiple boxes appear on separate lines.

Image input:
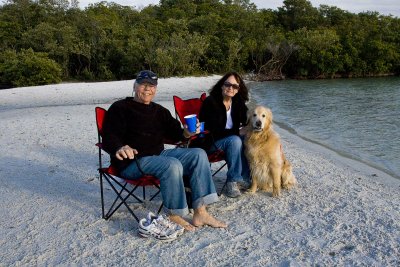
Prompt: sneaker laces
<box><xmin>156</xmin><ymin>215</ymin><xmax>184</xmax><ymax>235</ymax></box>
<box><xmin>147</xmin><ymin>213</ymin><xmax>183</xmax><ymax>235</ymax></box>
<box><xmin>140</xmin><ymin>219</ymin><xmax>172</xmax><ymax>238</ymax></box>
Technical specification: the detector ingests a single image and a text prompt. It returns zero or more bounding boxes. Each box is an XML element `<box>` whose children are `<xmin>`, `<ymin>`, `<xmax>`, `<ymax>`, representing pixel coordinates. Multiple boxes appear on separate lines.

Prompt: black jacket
<box><xmin>194</xmin><ymin>95</ymin><xmax>248</xmax><ymax>150</ymax></box>
<box><xmin>102</xmin><ymin>97</ymin><xmax>185</xmax><ymax>171</ymax></box>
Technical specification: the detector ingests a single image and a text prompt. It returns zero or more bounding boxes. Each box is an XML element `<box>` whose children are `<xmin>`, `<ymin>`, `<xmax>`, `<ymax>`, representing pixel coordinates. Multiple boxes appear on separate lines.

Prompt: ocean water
<box><xmin>250</xmin><ymin>77</ymin><xmax>400</xmax><ymax>179</ymax></box>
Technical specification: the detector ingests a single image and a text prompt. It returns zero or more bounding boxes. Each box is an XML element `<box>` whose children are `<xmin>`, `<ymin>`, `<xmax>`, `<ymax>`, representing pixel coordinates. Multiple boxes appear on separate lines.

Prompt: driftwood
<box><xmin>255</xmin><ymin>41</ymin><xmax>298</xmax><ymax>81</ymax></box>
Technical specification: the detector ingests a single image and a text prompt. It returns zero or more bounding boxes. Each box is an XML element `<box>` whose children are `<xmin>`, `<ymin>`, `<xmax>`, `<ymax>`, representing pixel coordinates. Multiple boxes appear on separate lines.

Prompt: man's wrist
<box><xmin>183</xmin><ymin>130</ymin><xmax>190</xmax><ymax>139</ymax></box>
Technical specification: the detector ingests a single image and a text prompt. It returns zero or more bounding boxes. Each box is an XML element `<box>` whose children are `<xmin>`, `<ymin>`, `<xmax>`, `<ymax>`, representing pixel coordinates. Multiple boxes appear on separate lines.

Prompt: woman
<box><xmin>196</xmin><ymin>71</ymin><xmax>250</xmax><ymax>198</ymax></box>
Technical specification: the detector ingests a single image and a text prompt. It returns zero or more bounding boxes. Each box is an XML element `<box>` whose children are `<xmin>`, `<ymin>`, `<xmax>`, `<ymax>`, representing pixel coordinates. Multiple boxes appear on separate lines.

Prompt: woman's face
<box><xmin>221</xmin><ymin>75</ymin><xmax>240</xmax><ymax>99</ymax></box>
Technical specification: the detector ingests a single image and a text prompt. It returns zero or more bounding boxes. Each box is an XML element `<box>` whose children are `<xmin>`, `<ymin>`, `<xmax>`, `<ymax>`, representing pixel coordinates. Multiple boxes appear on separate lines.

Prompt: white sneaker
<box><xmin>138</xmin><ymin>217</ymin><xmax>177</xmax><ymax>241</ymax></box>
<box><xmin>146</xmin><ymin>212</ymin><xmax>185</xmax><ymax>237</ymax></box>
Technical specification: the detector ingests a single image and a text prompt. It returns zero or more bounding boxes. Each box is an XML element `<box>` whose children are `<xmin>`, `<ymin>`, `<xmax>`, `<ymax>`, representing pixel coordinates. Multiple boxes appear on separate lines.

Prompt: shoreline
<box><xmin>245</xmin><ymin>82</ymin><xmax>399</xmax><ymax>185</ymax></box>
<box><xmin>1</xmin><ymin>77</ymin><xmax>399</xmax><ymax>265</ymax></box>
<box><xmin>273</xmin><ymin>120</ymin><xmax>400</xmax><ymax>182</ymax></box>
<box><xmin>272</xmin><ymin>121</ymin><xmax>400</xmax><ymax>187</ymax></box>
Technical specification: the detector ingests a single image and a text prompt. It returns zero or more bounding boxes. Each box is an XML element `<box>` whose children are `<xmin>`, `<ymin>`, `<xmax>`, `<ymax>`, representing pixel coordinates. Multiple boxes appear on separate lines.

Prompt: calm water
<box><xmin>250</xmin><ymin>77</ymin><xmax>400</xmax><ymax>179</ymax></box>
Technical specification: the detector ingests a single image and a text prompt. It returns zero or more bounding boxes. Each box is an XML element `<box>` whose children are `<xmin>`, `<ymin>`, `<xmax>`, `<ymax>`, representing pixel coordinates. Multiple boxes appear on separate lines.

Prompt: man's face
<box><xmin>134</xmin><ymin>82</ymin><xmax>157</xmax><ymax>104</ymax></box>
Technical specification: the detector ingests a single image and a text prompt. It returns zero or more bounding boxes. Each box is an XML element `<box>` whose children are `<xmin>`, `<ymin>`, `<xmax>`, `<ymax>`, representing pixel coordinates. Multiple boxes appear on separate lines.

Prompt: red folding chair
<box><xmin>95</xmin><ymin>107</ymin><xmax>163</xmax><ymax>222</ymax></box>
<box><xmin>172</xmin><ymin>94</ymin><xmax>227</xmax><ymax>194</ymax></box>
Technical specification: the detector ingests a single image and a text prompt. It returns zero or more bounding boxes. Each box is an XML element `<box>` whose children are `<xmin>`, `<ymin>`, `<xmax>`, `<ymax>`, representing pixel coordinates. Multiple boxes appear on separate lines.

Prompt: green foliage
<box><xmin>0</xmin><ymin>48</ymin><xmax>62</xmax><ymax>87</ymax></box>
<box><xmin>278</xmin><ymin>0</ymin><xmax>321</xmax><ymax>31</ymax></box>
<box><xmin>0</xmin><ymin>0</ymin><xmax>399</xmax><ymax>86</ymax></box>
<box><xmin>287</xmin><ymin>28</ymin><xmax>343</xmax><ymax>78</ymax></box>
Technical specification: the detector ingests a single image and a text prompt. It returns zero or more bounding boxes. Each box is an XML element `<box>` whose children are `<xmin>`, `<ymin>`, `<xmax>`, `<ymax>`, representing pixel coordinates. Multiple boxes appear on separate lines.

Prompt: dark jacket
<box><xmin>102</xmin><ymin>97</ymin><xmax>185</xmax><ymax>171</ymax></box>
<box><xmin>193</xmin><ymin>95</ymin><xmax>248</xmax><ymax>150</ymax></box>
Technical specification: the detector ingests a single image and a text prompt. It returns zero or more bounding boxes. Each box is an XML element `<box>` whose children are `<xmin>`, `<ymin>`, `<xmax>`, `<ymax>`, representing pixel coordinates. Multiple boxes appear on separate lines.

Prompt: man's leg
<box><xmin>162</xmin><ymin>147</ymin><xmax>227</xmax><ymax>228</ymax></box>
<box><xmin>120</xmin><ymin>155</ymin><xmax>189</xmax><ymax>216</ymax></box>
<box><xmin>161</xmin><ymin>147</ymin><xmax>218</xmax><ymax>209</ymax></box>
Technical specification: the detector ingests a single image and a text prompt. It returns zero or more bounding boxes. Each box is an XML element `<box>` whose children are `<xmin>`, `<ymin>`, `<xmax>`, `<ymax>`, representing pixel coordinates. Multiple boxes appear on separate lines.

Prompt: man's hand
<box><xmin>115</xmin><ymin>145</ymin><xmax>138</xmax><ymax>160</ymax></box>
<box><xmin>183</xmin><ymin>119</ymin><xmax>201</xmax><ymax>138</ymax></box>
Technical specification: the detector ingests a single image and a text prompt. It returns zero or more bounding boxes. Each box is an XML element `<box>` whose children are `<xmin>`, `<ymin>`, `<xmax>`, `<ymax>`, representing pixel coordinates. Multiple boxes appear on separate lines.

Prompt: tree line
<box><xmin>1</xmin><ymin>0</ymin><xmax>399</xmax><ymax>87</ymax></box>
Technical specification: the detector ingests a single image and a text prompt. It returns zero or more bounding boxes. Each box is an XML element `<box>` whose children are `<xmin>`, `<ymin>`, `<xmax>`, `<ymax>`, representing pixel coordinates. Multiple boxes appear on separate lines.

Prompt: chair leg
<box><xmin>212</xmin><ymin>163</ymin><xmax>227</xmax><ymax>177</ymax></box>
<box><xmin>99</xmin><ymin>171</ymin><xmax>163</xmax><ymax>222</ymax></box>
<box><xmin>219</xmin><ymin>181</ymin><xmax>227</xmax><ymax>196</ymax></box>
<box><xmin>99</xmin><ymin>172</ymin><xmax>106</xmax><ymax>219</ymax></box>
<box><xmin>148</xmin><ymin>184</ymin><xmax>161</xmax><ymax>201</ymax></box>
<box><xmin>157</xmin><ymin>202</ymin><xmax>163</xmax><ymax>214</ymax></box>
<box><xmin>101</xmin><ymin>173</ymin><xmax>142</xmax><ymax>221</ymax></box>
<box><xmin>103</xmin><ymin>178</ymin><xmax>141</xmax><ymax>222</ymax></box>
<box><xmin>210</xmin><ymin>163</ymin><xmax>227</xmax><ymax>196</ymax></box>
<box><xmin>105</xmin><ymin>182</ymin><xmax>130</xmax><ymax>218</ymax></box>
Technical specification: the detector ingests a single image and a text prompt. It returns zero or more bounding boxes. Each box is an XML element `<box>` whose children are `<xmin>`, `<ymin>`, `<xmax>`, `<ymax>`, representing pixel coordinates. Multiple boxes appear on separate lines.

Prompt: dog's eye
<box><xmin>253</xmin><ymin>114</ymin><xmax>256</xmax><ymax>117</ymax></box>
<box><xmin>262</xmin><ymin>114</ymin><xmax>266</xmax><ymax>118</ymax></box>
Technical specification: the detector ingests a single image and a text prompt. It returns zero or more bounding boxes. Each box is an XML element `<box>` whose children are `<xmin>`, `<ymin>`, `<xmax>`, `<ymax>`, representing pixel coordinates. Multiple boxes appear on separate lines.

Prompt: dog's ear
<box><xmin>246</xmin><ymin>108</ymin><xmax>254</xmax><ymax>122</ymax></box>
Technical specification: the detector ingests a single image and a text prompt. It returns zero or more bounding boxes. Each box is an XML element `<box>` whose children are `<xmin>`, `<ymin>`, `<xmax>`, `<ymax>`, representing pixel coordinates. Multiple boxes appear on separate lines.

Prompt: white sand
<box><xmin>1</xmin><ymin>76</ymin><xmax>399</xmax><ymax>266</ymax></box>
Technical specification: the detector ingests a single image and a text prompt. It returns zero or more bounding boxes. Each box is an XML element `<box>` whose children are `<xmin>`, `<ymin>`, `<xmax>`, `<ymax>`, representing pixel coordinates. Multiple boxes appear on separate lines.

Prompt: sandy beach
<box><xmin>0</xmin><ymin>76</ymin><xmax>399</xmax><ymax>266</ymax></box>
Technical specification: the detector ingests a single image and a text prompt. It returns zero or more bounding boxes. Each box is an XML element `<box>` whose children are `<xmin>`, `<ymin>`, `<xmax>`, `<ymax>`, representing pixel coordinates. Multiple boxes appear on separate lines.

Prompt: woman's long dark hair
<box><xmin>209</xmin><ymin>71</ymin><xmax>249</xmax><ymax>102</ymax></box>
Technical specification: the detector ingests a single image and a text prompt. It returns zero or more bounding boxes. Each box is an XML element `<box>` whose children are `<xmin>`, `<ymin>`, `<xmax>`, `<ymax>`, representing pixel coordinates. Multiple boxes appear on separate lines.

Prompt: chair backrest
<box><xmin>199</xmin><ymin>92</ymin><xmax>206</xmax><ymax>101</ymax></box>
<box><xmin>95</xmin><ymin>107</ymin><xmax>107</xmax><ymax>137</ymax></box>
<box><xmin>173</xmin><ymin>93</ymin><xmax>206</xmax><ymax>124</ymax></box>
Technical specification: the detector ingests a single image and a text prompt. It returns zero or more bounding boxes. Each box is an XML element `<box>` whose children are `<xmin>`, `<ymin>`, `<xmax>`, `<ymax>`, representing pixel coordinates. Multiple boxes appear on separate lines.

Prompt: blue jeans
<box><xmin>208</xmin><ymin>135</ymin><xmax>250</xmax><ymax>183</ymax></box>
<box><xmin>120</xmin><ymin>147</ymin><xmax>218</xmax><ymax>216</ymax></box>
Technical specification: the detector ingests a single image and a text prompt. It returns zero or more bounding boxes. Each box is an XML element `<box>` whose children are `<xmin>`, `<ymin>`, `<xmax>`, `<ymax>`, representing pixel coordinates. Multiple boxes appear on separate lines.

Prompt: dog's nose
<box><xmin>255</xmin><ymin>120</ymin><xmax>261</xmax><ymax>127</ymax></box>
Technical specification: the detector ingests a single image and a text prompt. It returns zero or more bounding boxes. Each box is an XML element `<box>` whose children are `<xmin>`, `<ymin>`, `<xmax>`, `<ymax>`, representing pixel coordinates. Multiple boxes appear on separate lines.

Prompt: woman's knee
<box><xmin>228</xmin><ymin>135</ymin><xmax>243</xmax><ymax>150</ymax></box>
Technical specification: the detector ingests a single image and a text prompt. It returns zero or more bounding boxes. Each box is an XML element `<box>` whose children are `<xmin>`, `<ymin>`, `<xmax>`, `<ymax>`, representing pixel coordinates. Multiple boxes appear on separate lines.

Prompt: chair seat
<box><xmin>100</xmin><ymin>166</ymin><xmax>161</xmax><ymax>187</ymax></box>
<box><xmin>207</xmin><ymin>150</ymin><xmax>225</xmax><ymax>163</ymax></box>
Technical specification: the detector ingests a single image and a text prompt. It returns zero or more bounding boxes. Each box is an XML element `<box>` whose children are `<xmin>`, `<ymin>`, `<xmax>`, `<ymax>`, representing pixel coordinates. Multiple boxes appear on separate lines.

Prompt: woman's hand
<box><xmin>239</xmin><ymin>126</ymin><xmax>248</xmax><ymax>136</ymax></box>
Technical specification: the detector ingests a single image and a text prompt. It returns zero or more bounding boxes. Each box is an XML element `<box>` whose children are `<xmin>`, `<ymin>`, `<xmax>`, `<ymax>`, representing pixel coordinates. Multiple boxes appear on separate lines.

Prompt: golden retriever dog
<box><xmin>244</xmin><ymin>106</ymin><xmax>297</xmax><ymax>197</ymax></box>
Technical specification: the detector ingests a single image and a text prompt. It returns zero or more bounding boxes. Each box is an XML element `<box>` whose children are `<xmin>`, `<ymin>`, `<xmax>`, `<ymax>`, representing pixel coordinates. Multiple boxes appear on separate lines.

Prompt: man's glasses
<box><xmin>223</xmin><ymin>82</ymin><xmax>240</xmax><ymax>90</ymax></box>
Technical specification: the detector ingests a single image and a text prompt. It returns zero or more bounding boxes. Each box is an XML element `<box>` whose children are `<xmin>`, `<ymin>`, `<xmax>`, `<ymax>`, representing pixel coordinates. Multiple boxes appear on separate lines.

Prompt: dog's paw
<box><xmin>246</xmin><ymin>188</ymin><xmax>257</xmax><ymax>194</ymax></box>
<box><xmin>272</xmin><ymin>189</ymin><xmax>281</xmax><ymax>197</ymax></box>
<box><xmin>261</xmin><ymin>186</ymin><xmax>273</xmax><ymax>192</ymax></box>
<box><xmin>282</xmin><ymin>183</ymin><xmax>291</xmax><ymax>190</ymax></box>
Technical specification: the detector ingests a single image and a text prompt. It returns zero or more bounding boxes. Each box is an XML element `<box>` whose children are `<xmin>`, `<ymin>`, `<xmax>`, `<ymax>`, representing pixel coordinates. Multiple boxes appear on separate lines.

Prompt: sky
<box><xmin>78</xmin><ymin>0</ymin><xmax>400</xmax><ymax>17</ymax></box>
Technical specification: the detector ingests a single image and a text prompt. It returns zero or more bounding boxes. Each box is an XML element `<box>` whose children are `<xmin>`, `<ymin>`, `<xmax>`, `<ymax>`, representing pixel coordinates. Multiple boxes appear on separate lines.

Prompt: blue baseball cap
<box><xmin>136</xmin><ymin>70</ymin><xmax>158</xmax><ymax>85</ymax></box>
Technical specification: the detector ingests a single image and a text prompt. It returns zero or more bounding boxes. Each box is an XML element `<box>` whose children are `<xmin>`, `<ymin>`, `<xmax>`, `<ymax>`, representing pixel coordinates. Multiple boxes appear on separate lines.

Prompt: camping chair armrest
<box><xmin>163</xmin><ymin>139</ymin><xmax>185</xmax><ymax>146</ymax></box>
<box><xmin>188</xmin><ymin>129</ymin><xmax>210</xmax><ymax>142</ymax></box>
<box><xmin>183</xmin><ymin>130</ymin><xmax>213</xmax><ymax>148</ymax></box>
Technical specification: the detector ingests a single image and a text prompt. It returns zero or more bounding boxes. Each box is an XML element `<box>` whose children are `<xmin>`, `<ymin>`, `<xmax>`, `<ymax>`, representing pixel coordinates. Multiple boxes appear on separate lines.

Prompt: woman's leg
<box><xmin>211</xmin><ymin>135</ymin><xmax>245</xmax><ymax>183</ymax></box>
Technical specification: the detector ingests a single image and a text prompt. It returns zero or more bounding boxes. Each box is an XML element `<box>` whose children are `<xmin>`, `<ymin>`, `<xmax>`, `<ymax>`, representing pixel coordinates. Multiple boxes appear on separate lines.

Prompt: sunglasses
<box><xmin>223</xmin><ymin>82</ymin><xmax>240</xmax><ymax>90</ymax></box>
<box><xmin>137</xmin><ymin>71</ymin><xmax>158</xmax><ymax>81</ymax></box>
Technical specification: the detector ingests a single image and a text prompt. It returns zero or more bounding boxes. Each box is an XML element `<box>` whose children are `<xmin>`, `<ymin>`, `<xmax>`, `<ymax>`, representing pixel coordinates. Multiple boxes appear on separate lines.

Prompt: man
<box><xmin>102</xmin><ymin>70</ymin><xmax>227</xmax><ymax>232</ymax></box>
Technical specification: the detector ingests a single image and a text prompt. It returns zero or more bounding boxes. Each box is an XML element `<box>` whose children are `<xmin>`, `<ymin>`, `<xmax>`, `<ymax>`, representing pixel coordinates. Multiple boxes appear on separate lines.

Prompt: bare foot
<box><xmin>192</xmin><ymin>208</ymin><xmax>228</xmax><ymax>228</ymax></box>
<box><xmin>168</xmin><ymin>215</ymin><xmax>196</xmax><ymax>232</ymax></box>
